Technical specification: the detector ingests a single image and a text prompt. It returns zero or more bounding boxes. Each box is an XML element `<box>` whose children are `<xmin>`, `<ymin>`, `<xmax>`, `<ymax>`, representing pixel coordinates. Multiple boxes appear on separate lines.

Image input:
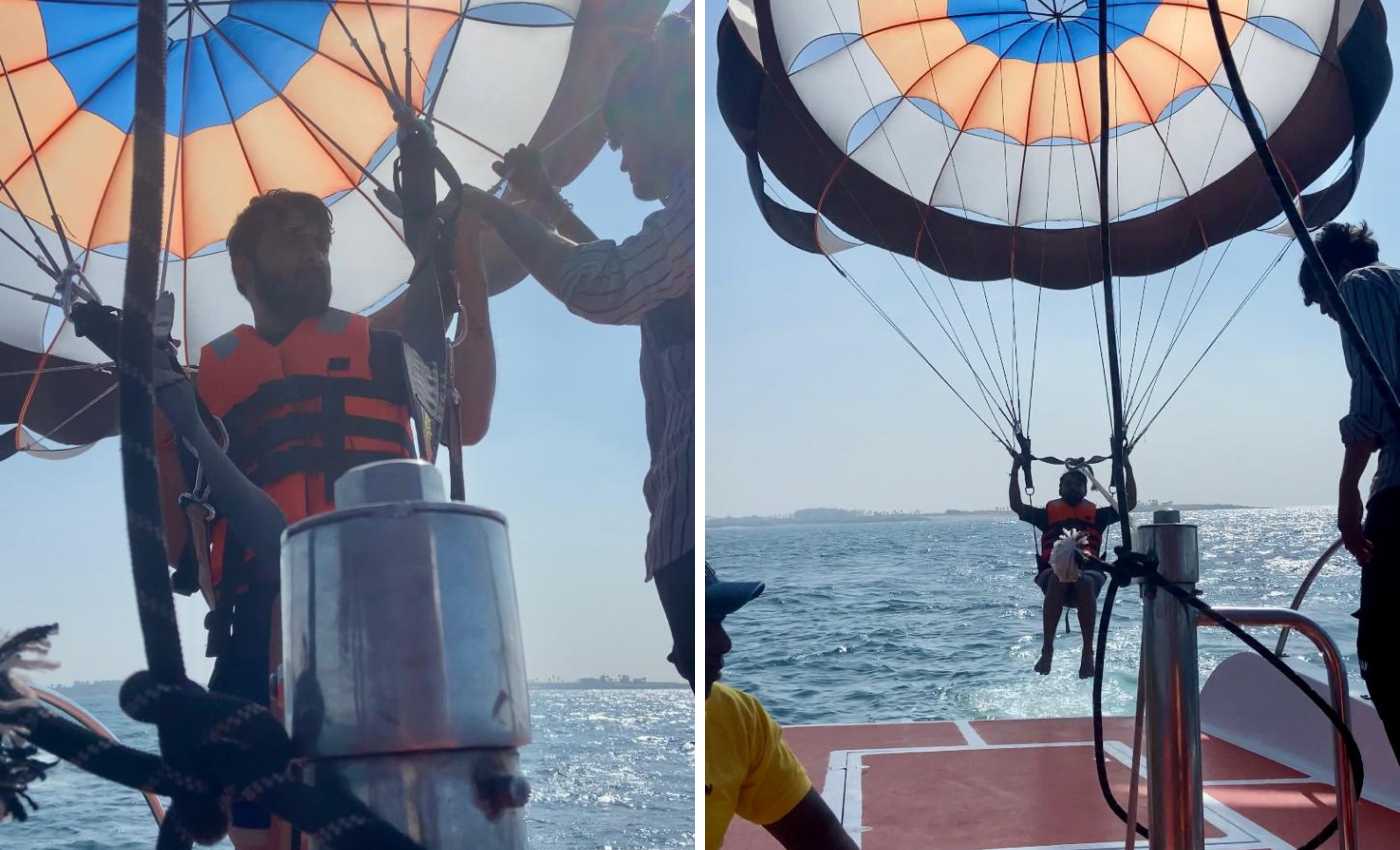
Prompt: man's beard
<box><xmin>252</xmin><ymin>259</ymin><xmax>332</xmax><ymax>323</ymax></box>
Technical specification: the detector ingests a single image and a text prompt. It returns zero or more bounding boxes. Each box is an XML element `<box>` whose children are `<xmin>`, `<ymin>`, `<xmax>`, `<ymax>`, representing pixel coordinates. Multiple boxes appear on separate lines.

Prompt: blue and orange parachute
<box><xmin>0</xmin><ymin>0</ymin><xmax>667</xmax><ymax>456</ymax></box>
<box><xmin>717</xmin><ymin>0</ymin><xmax>1391</xmax><ymax>453</ymax></box>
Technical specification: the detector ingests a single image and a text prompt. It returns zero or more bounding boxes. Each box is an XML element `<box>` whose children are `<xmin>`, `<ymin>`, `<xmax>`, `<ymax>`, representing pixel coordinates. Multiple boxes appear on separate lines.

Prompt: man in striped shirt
<box><xmin>459</xmin><ymin>14</ymin><xmax>696</xmax><ymax>684</ymax></box>
<box><xmin>1300</xmin><ymin>221</ymin><xmax>1400</xmax><ymax>764</ymax></box>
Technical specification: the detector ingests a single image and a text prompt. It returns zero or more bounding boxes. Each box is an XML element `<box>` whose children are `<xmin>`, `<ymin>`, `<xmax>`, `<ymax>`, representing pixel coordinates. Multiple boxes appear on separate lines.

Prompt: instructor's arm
<box><xmin>765</xmin><ymin>789</ymin><xmax>858</xmax><ymax>850</ymax></box>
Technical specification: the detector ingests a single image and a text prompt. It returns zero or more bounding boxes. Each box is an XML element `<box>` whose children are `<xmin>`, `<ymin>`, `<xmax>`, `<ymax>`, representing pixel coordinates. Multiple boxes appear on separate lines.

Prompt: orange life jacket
<box><xmin>196</xmin><ymin>309</ymin><xmax>415</xmax><ymax>592</ymax></box>
<box><xmin>1039</xmin><ymin>498</ymin><xmax>1103</xmax><ymax>565</ymax></box>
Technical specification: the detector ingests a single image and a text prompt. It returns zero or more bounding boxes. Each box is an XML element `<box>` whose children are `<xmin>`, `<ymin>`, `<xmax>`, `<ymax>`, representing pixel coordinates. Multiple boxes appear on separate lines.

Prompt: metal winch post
<box><xmin>1136</xmin><ymin>509</ymin><xmax>1205</xmax><ymax>850</ymax></box>
<box><xmin>281</xmin><ymin>459</ymin><xmax>532</xmax><ymax>848</ymax></box>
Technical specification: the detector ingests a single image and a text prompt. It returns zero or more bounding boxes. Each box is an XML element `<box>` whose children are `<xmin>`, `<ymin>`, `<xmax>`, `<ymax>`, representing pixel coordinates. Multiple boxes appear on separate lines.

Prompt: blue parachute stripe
<box><xmin>81</xmin><ymin>54</ymin><xmax>138</xmax><ymax>132</ymax></box>
<box><xmin>1248</xmin><ymin>16</ymin><xmax>1319</xmax><ymax>55</ymax></box>
<box><xmin>790</xmin><ymin>32</ymin><xmax>862</xmax><ymax>75</ymax></box>
<box><xmin>205</xmin><ymin>19</ymin><xmax>294</xmax><ymax>121</ymax></box>
<box><xmin>946</xmin><ymin>0</ymin><xmax>1159</xmax><ymax>63</ymax></box>
<box><xmin>846</xmin><ymin>97</ymin><xmax>900</xmax><ymax>153</ymax></box>
<box><xmin>217</xmin><ymin>16</ymin><xmax>317</xmax><ymax>108</ymax></box>
<box><xmin>178</xmin><ymin>36</ymin><xmax>230</xmax><ymax>135</ymax></box>
<box><xmin>39</xmin><ymin>2</ymin><xmax>136</xmax><ymax>108</ymax></box>
<box><xmin>37</xmin><ymin>0</ymin><xmax>135</xmax><ymax>56</ymax></box>
<box><xmin>39</xmin><ymin>0</ymin><xmax>328</xmax><ymax>134</ymax></box>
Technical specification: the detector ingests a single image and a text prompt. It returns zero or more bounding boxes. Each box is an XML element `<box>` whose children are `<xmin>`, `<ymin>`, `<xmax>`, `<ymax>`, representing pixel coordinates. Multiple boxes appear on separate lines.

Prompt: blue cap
<box><xmin>705</xmin><ymin>563</ymin><xmax>764</xmax><ymax>622</ymax></box>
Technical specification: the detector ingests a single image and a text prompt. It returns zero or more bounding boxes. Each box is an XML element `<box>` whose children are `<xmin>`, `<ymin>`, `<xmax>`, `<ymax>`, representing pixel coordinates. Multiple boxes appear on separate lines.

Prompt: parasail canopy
<box><xmin>0</xmin><ymin>0</ymin><xmax>666</xmax><ymax>451</ymax></box>
<box><xmin>720</xmin><ymin>0</ymin><xmax>1391</xmax><ymax>288</ymax></box>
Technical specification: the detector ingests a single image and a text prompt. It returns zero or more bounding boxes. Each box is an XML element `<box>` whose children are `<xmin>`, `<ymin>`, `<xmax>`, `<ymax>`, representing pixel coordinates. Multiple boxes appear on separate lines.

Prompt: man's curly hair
<box><xmin>1299</xmin><ymin>220</ymin><xmax>1380</xmax><ymax>300</ymax></box>
<box><xmin>226</xmin><ymin>189</ymin><xmax>333</xmax><ymax>262</ymax></box>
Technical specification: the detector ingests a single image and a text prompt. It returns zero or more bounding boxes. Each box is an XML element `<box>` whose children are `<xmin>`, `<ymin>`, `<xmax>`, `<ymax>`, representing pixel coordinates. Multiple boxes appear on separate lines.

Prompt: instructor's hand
<box><xmin>492</xmin><ymin>144</ymin><xmax>553</xmax><ymax>203</ymax></box>
<box><xmin>1339</xmin><ymin>488</ymin><xmax>1372</xmax><ymax>565</ymax></box>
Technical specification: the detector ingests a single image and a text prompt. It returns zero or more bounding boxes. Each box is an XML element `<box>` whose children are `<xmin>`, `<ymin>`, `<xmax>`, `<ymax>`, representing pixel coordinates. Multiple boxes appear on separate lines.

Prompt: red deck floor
<box><xmin>720</xmin><ymin>717</ymin><xmax>1400</xmax><ymax>849</ymax></box>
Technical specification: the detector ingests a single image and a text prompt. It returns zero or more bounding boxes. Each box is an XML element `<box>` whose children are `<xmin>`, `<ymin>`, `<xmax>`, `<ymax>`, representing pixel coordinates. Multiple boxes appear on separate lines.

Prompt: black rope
<box><xmin>0</xmin><ymin>627</ymin><xmax>428</xmax><ymax>848</ymax></box>
<box><xmin>1096</xmin><ymin>0</ymin><xmax>1134</xmax><ymax>550</ymax></box>
<box><xmin>1086</xmin><ymin>551</ymin><xmax>1365</xmax><ymax>850</ymax></box>
<box><xmin>1204</xmin><ymin>0</ymin><xmax>1400</xmax><ymax>431</ymax></box>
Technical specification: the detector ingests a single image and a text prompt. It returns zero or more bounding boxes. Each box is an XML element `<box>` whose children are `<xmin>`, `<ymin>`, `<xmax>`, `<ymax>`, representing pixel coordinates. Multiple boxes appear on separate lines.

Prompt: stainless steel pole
<box><xmin>1137</xmin><ymin>510</ymin><xmax>1205</xmax><ymax>850</ymax></box>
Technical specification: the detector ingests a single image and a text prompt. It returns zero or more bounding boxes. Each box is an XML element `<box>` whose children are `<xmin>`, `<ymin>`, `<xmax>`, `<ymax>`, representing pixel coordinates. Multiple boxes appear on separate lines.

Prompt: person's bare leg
<box><xmin>1075</xmin><ymin>576</ymin><xmax>1097</xmax><ymax>679</ymax></box>
<box><xmin>1038</xmin><ymin>582</ymin><xmax>1065</xmax><ymax>674</ymax></box>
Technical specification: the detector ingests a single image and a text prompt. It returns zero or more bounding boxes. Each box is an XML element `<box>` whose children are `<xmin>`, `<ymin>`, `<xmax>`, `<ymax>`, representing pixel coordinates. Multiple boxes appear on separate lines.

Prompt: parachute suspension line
<box><xmin>0</xmin><ymin>218</ymin><xmax>56</xmax><ymax>280</ymax></box>
<box><xmin>1122</xmin><ymin>7</ymin><xmax>1275</xmax><ymax>421</ymax></box>
<box><xmin>0</xmin><ymin>53</ymin><xmax>78</xmax><ymax>272</ymax></box>
<box><xmin>990</xmin><ymin>25</ymin><xmax>1063</xmax><ymax>426</ymax></box>
<box><xmin>1125</xmin><ymin>13</ymin><xmax>1194</xmax><ymax>402</ymax></box>
<box><xmin>159</xmin><ymin>13</ymin><xmax>197</xmax><ymax>297</ymax></box>
<box><xmin>900</xmin><ymin>258</ymin><xmax>1023</xmax><ymax>439</ymax></box>
<box><xmin>16</xmin><ymin>381</ymin><xmax>119</xmax><ymax>455</ymax></box>
<box><xmin>895</xmin><ymin>9</ymin><xmax>1070</xmax><ymax>425</ymax></box>
<box><xmin>194</xmin><ymin>4</ymin><xmax>409</xmax><ymax>243</ymax></box>
<box><xmin>362</xmin><ymin>0</ymin><xmax>405</xmax><ymax>103</ymax></box>
<box><xmin>326</xmin><ymin>2</ymin><xmax>401</xmax><ymax>110</ymax></box>
<box><xmin>831</xmin><ymin>254</ymin><xmax>1015</xmax><ymax>452</ymax></box>
<box><xmin>1125</xmin><ymin>172</ymin><xmax>1274</xmax><ymax>431</ymax></box>
<box><xmin>402</xmin><ymin>0</ymin><xmax>412</xmax><ymax>114</ymax></box>
<box><xmin>1131</xmin><ymin>239</ymin><xmax>1292</xmax><ymax>448</ymax></box>
<box><xmin>1047</xmin><ymin>79</ymin><xmax>1115</xmax><ymax>434</ymax></box>
<box><xmin>1087</xmin><ymin>287</ymin><xmax>1115</xmax><ymax>428</ymax></box>
<box><xmin>1073</xmin><ymin>18</ymin><xmax>1259</xmax><ymax>427</ymax></box>
<box><xmin>424</xmin><ymin>1</ymin><xmax>467</xmax><ymax>118</ymax></box>
<box><xmin>811</xmin><ymin>0</ymin><xmax>1024</xmax><ymax>435</ymax></box>
<box><xmin>1025</xmin><ymin>284</ymin><xmax>1045</xmax><ymax>438</ymax></box>
<box><xmin>0</xmin><ymin>362</ymin><xmax>111</xmax><ymax>379</ymax></box>
<box><xmin>1096</xmin><ymin>0</ymin><xmax>1133</xmax><ymax>548</ymax></box>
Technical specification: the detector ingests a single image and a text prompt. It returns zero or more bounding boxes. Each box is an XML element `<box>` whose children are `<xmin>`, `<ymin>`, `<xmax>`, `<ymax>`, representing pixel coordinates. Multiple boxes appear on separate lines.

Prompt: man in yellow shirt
<box><xmin>705</xmin><ymin>565</ymin><xmax>857</xmax><ymax>850</ymax></box>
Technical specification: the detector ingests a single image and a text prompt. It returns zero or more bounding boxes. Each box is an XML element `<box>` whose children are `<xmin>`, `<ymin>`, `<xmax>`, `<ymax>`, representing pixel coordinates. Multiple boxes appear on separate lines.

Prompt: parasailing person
<box><xmin>147</xmin><ymin>190</ymin><xmax>495</xmax><ymax>850</ymax></box>
<box><xmin>1010</xmin><ymin>456</ymin><xmax>1137</xmax><ymax>678</ymax></box>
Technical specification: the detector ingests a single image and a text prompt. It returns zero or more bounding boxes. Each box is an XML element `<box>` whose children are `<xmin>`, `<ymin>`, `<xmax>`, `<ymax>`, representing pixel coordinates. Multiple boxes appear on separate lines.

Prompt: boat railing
<box><xmin>1274</xmin><ymin>537</ymin><xmax>1345</xmax><ymax>658</ymax></box>
<box><xmin>1199</xmin><ymin>607</ymin><xmax>1359</xmax><ymax>850</ymax></box>
<box><xmin>33</xmin><ymin>688</ymin><xmax>164</xmax><ymax>826</ymax></box>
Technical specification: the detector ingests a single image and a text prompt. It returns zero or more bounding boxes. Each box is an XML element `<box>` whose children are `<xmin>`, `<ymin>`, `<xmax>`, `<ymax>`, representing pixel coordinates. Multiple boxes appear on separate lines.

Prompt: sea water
<box><xmin>707</xmin><ymin>507</ymin><xmax>1364</xmax><ymax>726</ymax></box>
<box><xmin>6</xmin><ymin>687</ymin><xmax>693</xmax><ymax>849</ymax></box>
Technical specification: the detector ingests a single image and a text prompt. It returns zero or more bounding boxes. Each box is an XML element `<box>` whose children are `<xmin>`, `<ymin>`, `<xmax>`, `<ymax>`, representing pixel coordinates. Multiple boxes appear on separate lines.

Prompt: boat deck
<box><xmin>721</xmin><ymin>716</ymin><xmax>1400</xmax><ymax>850</ymax></box>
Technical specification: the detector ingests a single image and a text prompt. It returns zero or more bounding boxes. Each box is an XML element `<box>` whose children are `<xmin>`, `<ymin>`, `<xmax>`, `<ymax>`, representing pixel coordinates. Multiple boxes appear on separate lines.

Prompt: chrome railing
<box><xmin>1200</xmin><ymin>608</ymin><xmax>1358</xmax><ymax>850</ymax></box>
<box><xmin>1275</xmin><ymin>536</ymin><xmax>1344</xmax><ymax>657</ymax></box>
<box><xmin>33</xmin><ymin>688</ymin><xmax>164</xmax><ymax>826</ymax></box>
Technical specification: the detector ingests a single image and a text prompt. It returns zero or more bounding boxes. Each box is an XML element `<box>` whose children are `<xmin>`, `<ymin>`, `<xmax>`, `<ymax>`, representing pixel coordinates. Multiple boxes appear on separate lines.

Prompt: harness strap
<box><xmin>226</xmin><ymin>412</ymin><xmax>413</xmax><ymax>470</ymax></box>
<box><xmin>221</xmin><ymin>375</ymin><xmax>402</xmax><ymax>437</ymax></box>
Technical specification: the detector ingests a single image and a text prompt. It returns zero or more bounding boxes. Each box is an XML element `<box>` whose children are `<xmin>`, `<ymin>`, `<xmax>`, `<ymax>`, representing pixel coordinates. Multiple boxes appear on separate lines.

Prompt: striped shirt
<box><xmin>549</xmin><ymin>168</ymin><xmax>695</xmax><ymax>580</ymax></box>
<box><xmin>1336</xmin><ymin>264</ymin><xmax>1400</xmax><ymax>497</ymax></box>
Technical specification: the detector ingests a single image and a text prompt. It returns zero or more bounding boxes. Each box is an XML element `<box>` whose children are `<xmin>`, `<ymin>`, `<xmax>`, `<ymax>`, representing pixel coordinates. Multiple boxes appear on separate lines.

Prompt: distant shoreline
<box><xmin>51</xmin><ymin>679</ymin><xmax>688</xmax><ymax>692</ymax></box>
<box><xmin>708</xmin><ymin>503</ymin><xmax>1258</xmax><ymax>529</ymax></box>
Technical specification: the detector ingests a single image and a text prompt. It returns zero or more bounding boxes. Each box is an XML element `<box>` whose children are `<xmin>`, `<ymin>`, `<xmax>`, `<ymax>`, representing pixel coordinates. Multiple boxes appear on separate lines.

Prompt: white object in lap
<box><xmin>1050</xmin><ymin>532</ymin><xmax>1084</xmax><ymax>583</ymax></box>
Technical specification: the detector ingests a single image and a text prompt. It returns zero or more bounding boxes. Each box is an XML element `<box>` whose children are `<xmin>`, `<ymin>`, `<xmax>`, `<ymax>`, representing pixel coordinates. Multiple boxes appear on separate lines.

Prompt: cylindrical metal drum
<box><xmin>282</xmin><ymin>459</ymin><xmax>531</xmax><ymax>848</ymax></box>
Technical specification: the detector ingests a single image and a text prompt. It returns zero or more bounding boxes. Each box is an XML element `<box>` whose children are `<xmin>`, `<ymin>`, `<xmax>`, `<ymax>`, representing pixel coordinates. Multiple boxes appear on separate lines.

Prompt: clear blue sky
<box><xmin>1</xmin><ymin>113</ymin><xmax>684</xmax><ymax>685</ymax></box>
<box><xmin>706</xmin><ymin>3</ymin><xmax>1399</xmax><ymax>517</ymax></box>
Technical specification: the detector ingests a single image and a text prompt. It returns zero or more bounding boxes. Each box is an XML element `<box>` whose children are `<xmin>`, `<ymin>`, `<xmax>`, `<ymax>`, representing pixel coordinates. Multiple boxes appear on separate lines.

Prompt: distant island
<box><xmin>531</xmin><ymin>674</ymin><xmax>688</xmax><ymax>691</ymax></box>
<box><xmin>52</xmin><ymin>675</ymin><xmax>687</xmax><ymax>693</ymax></box>
<box><xmin>708</xmin><ymin>501</ymin><xmax>1256</xmax><ymax>529</ymax></box>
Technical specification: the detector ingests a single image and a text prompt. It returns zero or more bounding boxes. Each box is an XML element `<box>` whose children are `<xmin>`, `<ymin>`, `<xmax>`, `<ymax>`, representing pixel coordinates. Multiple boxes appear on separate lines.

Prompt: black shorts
<box><xmin>1359</xmin><ymin>487</ymin><xmax>1400</xmax><ymax>672</ymax></box>
<box><xmin>1035</xmin><ymin>566</ymin><xmax>1107</xmax><ymax>608</ymax></box>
